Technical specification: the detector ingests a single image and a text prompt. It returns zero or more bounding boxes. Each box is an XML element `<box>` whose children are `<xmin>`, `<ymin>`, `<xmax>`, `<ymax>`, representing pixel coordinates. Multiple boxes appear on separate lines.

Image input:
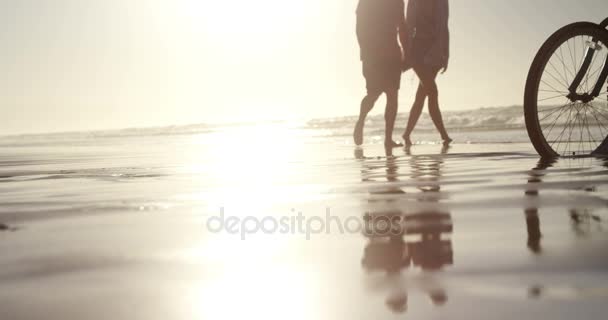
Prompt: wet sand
<box><xmin>1</xmin><ymin>125</ymin><xmax>608</xmax><ymax>319</ymax></box>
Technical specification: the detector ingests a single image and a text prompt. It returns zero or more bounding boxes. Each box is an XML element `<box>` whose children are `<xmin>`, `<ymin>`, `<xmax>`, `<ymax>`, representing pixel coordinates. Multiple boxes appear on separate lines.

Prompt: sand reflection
<box><xmin>358</xmin><ymin>145</ymin><xmax>453</xmax><ymax>313</ymax></box>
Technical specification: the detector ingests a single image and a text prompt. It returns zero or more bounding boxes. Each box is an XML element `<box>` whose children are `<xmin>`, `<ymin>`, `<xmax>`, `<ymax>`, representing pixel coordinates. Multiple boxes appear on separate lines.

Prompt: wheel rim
<box><xmin>535</xmin><ymin>29</ymin><xmax>608</xmax><ymax>157</ymax></box>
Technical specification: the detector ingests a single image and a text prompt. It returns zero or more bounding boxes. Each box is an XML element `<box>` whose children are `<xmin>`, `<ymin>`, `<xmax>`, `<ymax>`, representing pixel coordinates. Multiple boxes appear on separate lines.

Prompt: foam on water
<box><xmin>0</xmin><ymin>106</ymin><xmax>539</xmax><ymax>147</ymax></box>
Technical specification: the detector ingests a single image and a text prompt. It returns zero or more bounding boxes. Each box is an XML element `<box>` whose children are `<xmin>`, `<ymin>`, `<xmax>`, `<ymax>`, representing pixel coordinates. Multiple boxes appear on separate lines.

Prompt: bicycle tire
<box><xmin>524</xmin><ymin>22</ymin><xmax>608</xmax><ymax>158</ymax></box>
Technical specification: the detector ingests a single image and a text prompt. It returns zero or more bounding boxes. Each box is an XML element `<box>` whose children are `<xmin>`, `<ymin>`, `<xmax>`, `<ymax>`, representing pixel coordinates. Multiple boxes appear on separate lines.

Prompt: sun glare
<box><xmin>184</xmin><ymin>124</ymin><xmax>305</xmax><ymax>214</ymax></box>
<box><xmin>184</xmin><ymin>0</ymin><xmax>316</xmax><ymax>35</ymax></box>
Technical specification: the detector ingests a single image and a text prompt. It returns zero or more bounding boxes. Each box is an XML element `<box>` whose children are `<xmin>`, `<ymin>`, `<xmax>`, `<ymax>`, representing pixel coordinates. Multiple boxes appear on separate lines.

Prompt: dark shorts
<box><xmin>362</xmin><ymin>59</ymin><xmax>401</xmax><ymax>94</ymax></box>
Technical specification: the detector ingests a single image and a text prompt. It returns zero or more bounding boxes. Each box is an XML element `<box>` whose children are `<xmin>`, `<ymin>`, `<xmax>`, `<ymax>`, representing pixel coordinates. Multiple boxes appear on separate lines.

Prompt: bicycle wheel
<box><xmin>524</xmin><ymin>22</ymin><xmax>608</xmax><ymax>157</ymax></box>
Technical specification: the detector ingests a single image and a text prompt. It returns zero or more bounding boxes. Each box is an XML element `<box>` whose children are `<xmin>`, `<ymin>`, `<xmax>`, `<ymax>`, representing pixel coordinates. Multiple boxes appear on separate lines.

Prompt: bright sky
<box><xmin>1</xmin><ymin>0</ymin><xmax>607</xmax><ymax>135</ymax></box>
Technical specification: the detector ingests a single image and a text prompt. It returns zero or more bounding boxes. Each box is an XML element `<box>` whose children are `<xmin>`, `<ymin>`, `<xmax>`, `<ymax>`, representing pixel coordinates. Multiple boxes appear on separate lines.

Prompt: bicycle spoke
<box><xmin>531</xmin><ymin>26</ymin><xmax>608</xmax><ymax>156</ymax></box>
<box><xmin>587</xmin><ymin>106</ymin><xmax>608</xmax><ymax>135</ymax></box>
<box><xmin>577</xmin><ymin>105</ymin><xmax>585</xmax><ymax>153</ymax></box>
<box><xmin>582</xmin><ymin>106</ymin><xmax>598</xmax><ymax>152</ymax></box>
<box><xmin>572</xmin><ymin>104</ymin><xmax>580</xmax><ymax>153</ymax></box>
<box><xmin>547</xmin><ymin>59</ymin><xmax>571</xmax><ymax>88</ymax></box>
<box><xmin>541</xmin><ymin>102</ymin><xmax>569</xmax><ymax>125</ymax></box>
<box><xmin>566</xmin><ymin>39</ymin><xmax>578</xmax><ymax>82</ymax></box>
<box><xmin>539</xmin><ymin>99</ymin><xmax>572</xmax><ymax>112</ymax></box>
<box><xmin>566</xmin><ymin>105</ymin><xmax>579</xmax><ymax>154</ymax></box>
<box><xmin>589</xmin><ymin>104</ymin><xmax>608</xmax><ymax>123</ymax></box>
<box><xmin>543</xmin><ymin>103</ymin><xmax>572</xmax><ymax>137</ymax></box>
<box><xmin>546</xmin><ymin>104</ymin><xmax>572</xmax><ymax>143</ymax></box>
<box><xmin>584</xmin><ymin>61</ymin><xmax>605</xmax><ymax>83</ymax></box>
<box><xmin>591</xmin><ymin>101</ymin><xmax>608</xmax><ymax>113</ymax></box>
<box><xmin>541</xmin><ymin>79</ymin><xmax>569</xmax><ymax>95</ymax></box>
<box><xmin>557</xmin><ymin>45</ymin><xmax>576</xmax><ymax>81</ymax></box>
<box><xmin>588</xmin><ymin>107</ymin><xmax>608</xmax><ymax>134</ymax></box>
<box><xmin>566</xmin><ymin>105</ymin><xmax>582</xmax><ymax>154</ymax></box>
<box><xmin>588</xmin><ymin>112</ymin><xmax>608</xmax><ymax>146</ymax></box>
<box><xmin>587</xmin><ymin>39</ymin><xmax>605</xmax><ymax>89</ymax></box>
<box><xmin>543</xmin><ymin>69</ymin><xmax>570</xmax><ymax>90</ymax></box>
<box><xmin>539</xmin><ymin>89</ymin><xmax>569</xmax><ymax>94</ymax></box>
<box><xmin>553</xmin><ymin>106</ymin><xmax>574</xmax><ymax>154</ymax></box>
<box><xmin>538</xmin><ymin>94</ymin><xmax>567</xmax><ymax>102</ymax></box>
<box><xmin>581</xmin><ymin>52</ymin><xmax>606</xmax><ymax>92</ymax></box>
<box><xmin>574</xmin><ymin>36</ymin><xmax>585</xmax><ymax>85</ymax></box>
<box><xmin>539</xmin><ymin>101</ymin><xmax>572</xmax><ymax>124</ymax></box>
<box><xmin>582</xmin><ymin>106</ymin><xmax>592</xmax><ymax>151</ymax></box>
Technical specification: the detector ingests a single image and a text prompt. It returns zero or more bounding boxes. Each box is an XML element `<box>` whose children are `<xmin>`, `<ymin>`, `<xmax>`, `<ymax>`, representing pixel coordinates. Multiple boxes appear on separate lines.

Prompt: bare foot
<box><xmin>402</xmin><ymin>135</ymin><xmax>412</xmax><ymax>146</ymax></box>
<box><xmin>385</xmin><ymin>140</ymin><xmax>404</xmax><ymax>149</ymax></box>
<box><xmin>354</xmin><ymin>147</ymin><xmax>365</xmax><ymax>160</ymax></box>
<box><xmin>442</xmin><ymin>137</ymin><xmax>453</xmax><ymax>145</ymax></box>
<box><xmin>354</xmin><ymin>120</ymin><xmax>364</xmax><ymax>146</ymax></box>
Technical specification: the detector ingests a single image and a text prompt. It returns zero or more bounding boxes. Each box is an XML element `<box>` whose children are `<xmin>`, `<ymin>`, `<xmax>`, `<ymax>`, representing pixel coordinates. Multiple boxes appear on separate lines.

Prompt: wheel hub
<box><xmin>567</xmin><ymin>92</ymin><xmax>594</xmax><ymax>103</ymax></box>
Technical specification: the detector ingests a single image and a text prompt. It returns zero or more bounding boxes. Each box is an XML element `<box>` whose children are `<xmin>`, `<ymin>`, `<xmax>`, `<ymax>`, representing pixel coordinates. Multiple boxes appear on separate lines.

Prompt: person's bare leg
<box><xmin>354</xmin><ymin>91</ymin><xmax>382</xmax><ymax>145</ymax></box>
<box><xmin>425</xmin><ymin>79</ymin><xmax>452</xmax><ymax>143</ymax></box>
<box><xmin>384</xmin><ymin>90</ymin><xmax>403</xmax><ymax>148</ymax></box>
<box><xmin>418</xmin><ymin>68</ymin><xmax>452</xmax><ymax>144</ymax></box>
<box><xmin>428</xmin><ymin>97</ymin><xmax>452</xmax><ymax>144</ymax></box>
<box><xmin>402</xmin><ymin>82</ymin><xmax>427</xmax><ymax>146</ymax></box>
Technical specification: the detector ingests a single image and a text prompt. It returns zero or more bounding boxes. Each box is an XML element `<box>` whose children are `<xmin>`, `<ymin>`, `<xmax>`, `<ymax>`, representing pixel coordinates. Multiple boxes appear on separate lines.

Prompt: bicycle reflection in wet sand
<box><xmin>524</xmin><ymin>157</ymin><xmax>608</xmax><ymax>299</ymax></box>
<box><xmin>356</xmin><ymin>145</ymin><xmax>453</xmax><ymax>313</ymax></box>
<box><xmin>523</xmin><ymin>158</ymin><xmax>555</xmax><ymax>254</ymax></box>
<box><xmin>525</xmin><ymin>157</ymin><xmax>607</xmax><ymax>256</ymax></box>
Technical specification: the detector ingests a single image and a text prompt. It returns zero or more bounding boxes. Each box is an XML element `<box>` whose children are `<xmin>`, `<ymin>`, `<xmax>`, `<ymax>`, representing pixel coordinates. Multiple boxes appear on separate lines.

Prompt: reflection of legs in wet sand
<box><xmin>406</xmin><ymin>213</ymin><xmax>453</xmax><ymax>271</ymax></box>
<box><xmin>361</xmin><ymin>234</ymin><xmax>409</xmax><ymax>273</ymax></box>
<box><xmin>359</xmin><ymin>147</ymin><xmax>452</xmax><ymax>313</ymax></box>
<box><xmin>403</xmin><ymin>139</ymin><xmax>451</xmax><ymax>158</ymax></box>
<box><xmin>386</xmin><ymin>294</ymin><xmax>408</xmax><ymax>313</ymax></box>
<box><xmin>362</xmin><ymin>211</ymin><xmax>453</xmax><ymax>313</ymax></box>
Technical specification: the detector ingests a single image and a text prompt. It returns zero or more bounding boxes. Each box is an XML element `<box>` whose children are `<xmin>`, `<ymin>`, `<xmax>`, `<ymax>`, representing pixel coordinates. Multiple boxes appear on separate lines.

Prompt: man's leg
<box><xmin>384</xmin><ymin>90</ymin><xmax>403</xmax><ymax>148</ymax></box>
<box><xmin>354</xmin><ymin>91</ymin><xmax>382</xmax><ymax>146</ymax></box>
<box><xmin>402</xmin><ymin>82</ymin><xmax>427</xmax><ymax>146</ymax></box>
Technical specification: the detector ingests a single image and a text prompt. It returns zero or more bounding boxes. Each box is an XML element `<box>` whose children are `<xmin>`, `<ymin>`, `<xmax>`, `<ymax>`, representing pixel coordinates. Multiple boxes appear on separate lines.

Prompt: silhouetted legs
<box><xmin>354</xmin><ymin>90</ymin><xmax>403</xmax><ymax>148</ymax></box>
<box><xmin>402</xmin><ymin>67</ymin><xmax>452</xmax><ymax>145</ymax></box>
<box><xmin>402</xmin><ymin>82</ymin><xmax>427</xmax><ymax>146</ymax></box>
<box><xmin>384</xmin><ymin>90</ymin><xmax>402</xmax><ymax>148</ymax></box>
<box><xmin>354</xmin><ymin>91</ymin><xmax>381</xmax><ymax>146</ymax></box>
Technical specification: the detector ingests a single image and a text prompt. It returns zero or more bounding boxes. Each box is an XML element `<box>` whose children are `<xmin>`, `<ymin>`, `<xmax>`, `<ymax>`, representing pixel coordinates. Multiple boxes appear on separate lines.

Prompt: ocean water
<box><xmin>0</xmin><ymin>106</ymin><xmax>605</xmax><ymax>222</ymax></box>
<box><xmin>309</xmin><ymin>105</ymin><xmax>530</xmax><ymax>143</ymax></box>
<box><xmin>1</xmin><ymin>107</ymin><xmax>608</xmax><ymax>319</ymax></box>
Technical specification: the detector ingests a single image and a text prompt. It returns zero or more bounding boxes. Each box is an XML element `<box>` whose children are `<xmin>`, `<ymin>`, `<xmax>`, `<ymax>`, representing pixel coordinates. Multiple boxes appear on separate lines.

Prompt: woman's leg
<box><xmin>402</xmin><ymin>81</ymin><xmax>427</xmax><ymax>146</ymax></box>
<box><xmin>416</xmin><ymin>67</ymin><xmax>452</xmax><ymax>142</ymax></box>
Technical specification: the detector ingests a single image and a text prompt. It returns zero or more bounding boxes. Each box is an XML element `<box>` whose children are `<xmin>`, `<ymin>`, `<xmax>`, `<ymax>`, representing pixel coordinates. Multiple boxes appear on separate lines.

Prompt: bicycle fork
<box><xmin>567</xmin><ymin>40</ymin><xmax>608</xmax><ymax>103</ymax></box>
